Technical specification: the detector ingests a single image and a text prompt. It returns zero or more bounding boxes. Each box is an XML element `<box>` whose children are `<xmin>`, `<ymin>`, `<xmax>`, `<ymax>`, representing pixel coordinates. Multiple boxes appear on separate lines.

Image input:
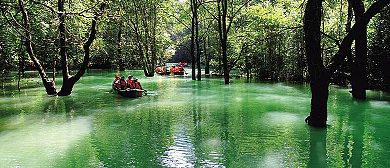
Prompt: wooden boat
<box><xmin>115</xmin><ymin>89</ymin><xmax>144</xmax><ymax>98</ymax></box>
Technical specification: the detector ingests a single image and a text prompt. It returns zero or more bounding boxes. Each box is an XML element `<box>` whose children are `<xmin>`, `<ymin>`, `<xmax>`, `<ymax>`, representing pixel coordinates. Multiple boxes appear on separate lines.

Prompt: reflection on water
<box><xmin>1</xmin><ymin>69</ymin><xmax>390</xmax><ymax>167</ymax></box>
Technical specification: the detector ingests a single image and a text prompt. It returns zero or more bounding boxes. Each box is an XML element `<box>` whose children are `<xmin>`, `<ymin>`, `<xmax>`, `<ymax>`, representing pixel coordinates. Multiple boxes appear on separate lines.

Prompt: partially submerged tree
<box><xmin>304</xmin><ymin>0</ymin><xmax>390</xmax><ymax>127</ymax></box>
<box><xmin>349</xmin><ymin>0</ymin><xmax>367</xmax><ymax>99</ymax></box>
<box><xmin>15</xmin><ymin>0</ymin><xmax>104</xmax><ymax>96</ymax></box>
<box><xmin>210</xmin><ymin>0</ymin><xmax>250</xmax><ymax>84</ymax></box>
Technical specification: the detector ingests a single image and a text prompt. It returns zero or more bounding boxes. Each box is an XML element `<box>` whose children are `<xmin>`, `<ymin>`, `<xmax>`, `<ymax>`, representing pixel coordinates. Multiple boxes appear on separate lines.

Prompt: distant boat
<box><xmin>171</xmin><ymin>64</ymin><xmax>185</xmax><ymax>75</ymax></box>
<box><xmin>115</xmin><ymin>89</ymin><xmax>144</xmax><ymax>98</ymax></box>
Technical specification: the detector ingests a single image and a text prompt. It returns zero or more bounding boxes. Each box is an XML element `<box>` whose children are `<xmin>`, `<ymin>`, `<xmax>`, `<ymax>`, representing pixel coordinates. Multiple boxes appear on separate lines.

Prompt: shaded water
<box><xmin>1</xmin><ymin>70</ymin><xmax>390</xmax><ymax>167</ymax></box>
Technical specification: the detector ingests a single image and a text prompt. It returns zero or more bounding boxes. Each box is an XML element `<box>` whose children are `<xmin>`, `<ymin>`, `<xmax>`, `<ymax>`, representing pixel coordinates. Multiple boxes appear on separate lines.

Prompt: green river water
<box><xmin>1</xmin><ymin>69</ymin><xmax>390</xmax><ymax>167</ymax></box>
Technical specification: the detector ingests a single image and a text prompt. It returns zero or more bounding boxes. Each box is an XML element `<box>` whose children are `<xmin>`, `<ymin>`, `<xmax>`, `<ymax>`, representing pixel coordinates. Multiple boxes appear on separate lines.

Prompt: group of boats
<box><xmin>113</xmin><ymin>63</ymin><xmax>187</xmax><ymax>98</ymax></box>
<box><xmin>155</xmin><ymin>63</ymin><xmax>187</xmax><ymax>76</ymax></box>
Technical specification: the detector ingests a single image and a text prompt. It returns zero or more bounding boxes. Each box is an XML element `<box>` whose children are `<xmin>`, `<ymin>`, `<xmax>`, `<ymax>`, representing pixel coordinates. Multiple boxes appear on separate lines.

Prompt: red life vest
<box><xmin>113</xmin><ymin>78</ymin><xmax>120</xmax><ymax>89</ymax></box>
<box><xmin>126</xmin><ymin>79</ymin><xmax>133</xmax><ymax>89</ymax></box>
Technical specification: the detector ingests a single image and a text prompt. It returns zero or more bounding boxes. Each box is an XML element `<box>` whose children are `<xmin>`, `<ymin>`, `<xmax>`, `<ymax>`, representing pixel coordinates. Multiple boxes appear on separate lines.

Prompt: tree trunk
<box><xmin>58</xmin><ymin>0</ymin><xmax>69</xmax><ymax>82</ymax></box>
<box><xmin>222</xmin><ymin>0</ymin><xmax>229</xmax><ymax>84</ymax></box>
<box><xmin>204</xmin><ymin>37</ymin><xmax>210</xmax><ymax>75</ymax></box>
<box><xmin>217</xmin><ymin>0</ymin><xmax>229</xmax><ymax>84</ymax></box>
<box><xmin>57</xmin><ymin>18</ymin><xmax>98</xmax><ymax>96</ymax></box>
<box><xmin>350</xmin><ymin>0</ymin><xmax>367</xmax><ymax>99</ymax></box>
<box><xmin>118</xmin><ymin>24</ymin><xmax>125</xmax><ymax>71</ymax></box>
<box><xmin>195</xmin><ymin>2</ymin><xmax>201</xmax><ymax>81</ymax></box>
<box><xmin>18</xmin><ymin>35</ymin><xmax>23</xmax><ymax>92</ymax></box>
<box><xmin>304</xmin><ymin>0</ymin><xmax>327</xmax><ymax>127</ymax></box>
<box><xmin>150</xmin><ymin>6</ymin><xmax>157</xmax><ymax>77</ymax></box>
<box><xmin>190</xmin><ymin>0</ymin><xmax>196</xmax><ymax>80</ymax></box>
<box><xmin>53</xmin><ymin>60</ymin><xmax>56</xmax><ymax>82</ymax></box>
<box><xmin>346</xmin><ymin>0</ymin><xmax>353</xmax><ymax>80</ymax></box>
<box><xmin>19</xmin><ymin>0</ymin><xmax>57</xmax><ymax>95</ymax></box>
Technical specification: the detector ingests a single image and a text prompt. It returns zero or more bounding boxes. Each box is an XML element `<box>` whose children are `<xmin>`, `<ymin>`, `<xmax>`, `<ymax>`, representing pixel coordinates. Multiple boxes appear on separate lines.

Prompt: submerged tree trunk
<box><xmin>304</xmin><ymin>0</ymin><xmax>327</xmax><ymax>127</ymax></box>
<box><xmin>57</xmin><ymin>0</ymin><xmax>101</xmax><ymax>95</ymax></box>
<box><xmin>190</xmin><ymin>0</ymin><xmax>196</xmax><ymax>80</ymax></box>
<box><xmin>204</xmin><ymin>37</ymin><xmax>210</xmax><ymax>75</ymax></box>
<box><xmin>350</xmin><ymin>0</ymin><xmax>367</xmax><ymax>99</ymax></box>
<box><xmin>57</xmin><ymin>18</ymin><xmax>98</xmax><ymax>96</ymax></box>
<box><xmin>217</xmin><ymin>0</ymin><xmax>229</xmax><ymax>84</ymax></box>
<box><xmin>195</xmin><ymin>1</ymin><xmax>201</xmax><ymax>81</ymax></box>
<box><xmin>222</xmin><ymin>1</ymin><xmax>229</xmax><ymax>84</ymax></box>
<box><xmin>19</xmin><ymin>0</ymin><xmax>57</xmax><ymax>95</ymax></box>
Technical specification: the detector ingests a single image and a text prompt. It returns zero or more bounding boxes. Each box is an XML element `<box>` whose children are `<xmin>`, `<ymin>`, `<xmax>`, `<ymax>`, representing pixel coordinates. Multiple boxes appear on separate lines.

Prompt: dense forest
<box><xmin>1</xmin><ymin>0</ymin><xmax>390</xmax><ymax>124</ymax></box>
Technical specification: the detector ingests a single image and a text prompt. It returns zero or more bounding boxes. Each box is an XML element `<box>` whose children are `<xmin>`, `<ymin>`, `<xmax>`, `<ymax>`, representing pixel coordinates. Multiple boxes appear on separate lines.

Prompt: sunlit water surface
<box><xmin>1</xmin><ymin>70</ymin><xmax>390</xmax><ymax>167</ymax></box>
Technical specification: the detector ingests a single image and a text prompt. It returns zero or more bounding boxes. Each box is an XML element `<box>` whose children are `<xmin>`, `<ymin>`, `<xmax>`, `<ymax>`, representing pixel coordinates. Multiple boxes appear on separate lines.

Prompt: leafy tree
<box><xmin>8</xmin><ymin>0</ymin><xmax>105</xmax><ymax>96</ymax></box>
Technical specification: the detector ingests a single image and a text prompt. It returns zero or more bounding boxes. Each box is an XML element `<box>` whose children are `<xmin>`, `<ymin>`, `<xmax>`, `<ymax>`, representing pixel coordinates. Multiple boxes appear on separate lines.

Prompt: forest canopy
<box><xmin>1</xmin><ymin>0</ymin><xmax>389</xmax><ymax>91</ymax></box>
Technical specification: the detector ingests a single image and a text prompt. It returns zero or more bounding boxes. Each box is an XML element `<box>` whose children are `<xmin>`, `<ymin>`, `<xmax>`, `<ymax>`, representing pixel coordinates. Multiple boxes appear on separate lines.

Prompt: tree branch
<box><xmin>228</xmin><ymin>43</ymin><xmax>247</xmax><ymax>72</ymax></box>
<box><xmin>31</xmin><ymin>0</ymin><xmax>57</xmax><ymax>14</ymax></box>
<box><xmin>327</xmin><ymin>0</ymin><xmax>390</xmax><ymax>74</ymax></box>
<box><xmin>227</xmin><ymin>0</ymin><xmax>251</xmax><ymax>34</ymax></box>
<box><xmin>200</xmin><ymin>3</ymin><xmax>218</xmax><ymax>21</ymax></box>
<box><xmin>320</xmin><ymin>31</ymin><xmax>341</xmax><ymax>47</ymax></box>
<box><xmin>161</xmin><ymin>9</ymin><xmax>191</xmax><ymax>31</ymax></box>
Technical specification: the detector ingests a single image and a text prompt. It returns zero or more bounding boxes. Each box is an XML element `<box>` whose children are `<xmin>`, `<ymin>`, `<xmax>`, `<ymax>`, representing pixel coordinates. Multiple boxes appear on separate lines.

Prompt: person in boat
<box><xmin>133</xmin><ymin>77</ymin><xmax>143</xmax><ymax>90</ymax></box>
<box><xmin>113</xmin><ymin>74</ymin><xmax>120</xmax><ymax>90</ymax></box>
<box><xmin>126</xmin><ymin>74</ymin><xmax>134</xmax><ymax>89</ymax></box>
<box><xmin>156</xmin><ymin>66</ymin><xmax>162</xmax><ymax>73</ymax></box>
<box><xmin>119</xmin><ymin>76</ymin><xmax>127</xmax><ymax>90</ymax></box>
<box><xmin>178</xmin><ymin>66</ymin><xmax>184</xmax><ymax>72</ymax></box>
<box><xmin>170</xmin><ymin>65</ymin><xmax>176</xmax><ymax>73</ymax></box>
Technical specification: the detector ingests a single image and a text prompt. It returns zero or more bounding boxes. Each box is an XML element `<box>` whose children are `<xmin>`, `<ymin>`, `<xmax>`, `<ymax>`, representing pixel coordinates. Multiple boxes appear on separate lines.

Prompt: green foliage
<box><xmin>1</xmin><ymin>0</ymin><xmax>389</xmax><ymax>90</ymax></box>
<box><xmin>368</xmin><ymin>6</ymin><xmax>390</xmax><ymax>91</ymax></box>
